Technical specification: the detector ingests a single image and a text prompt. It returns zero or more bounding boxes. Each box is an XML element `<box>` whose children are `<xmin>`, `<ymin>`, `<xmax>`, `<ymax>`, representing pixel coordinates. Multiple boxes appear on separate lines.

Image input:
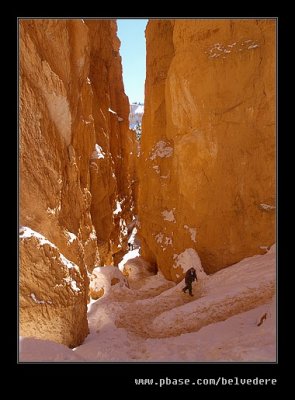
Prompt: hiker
<box><xmin>182</xmin><ymin>267</ymin><xmax>197</xmax><ymax>296</ymax></box>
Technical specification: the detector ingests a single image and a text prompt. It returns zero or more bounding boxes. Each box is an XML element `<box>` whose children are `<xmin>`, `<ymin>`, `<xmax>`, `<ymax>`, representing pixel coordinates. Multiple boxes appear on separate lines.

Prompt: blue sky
<box><xmin>117</xmin><ymin>19</ymin><xmax>148</xmax><ymax>104</ymax></box>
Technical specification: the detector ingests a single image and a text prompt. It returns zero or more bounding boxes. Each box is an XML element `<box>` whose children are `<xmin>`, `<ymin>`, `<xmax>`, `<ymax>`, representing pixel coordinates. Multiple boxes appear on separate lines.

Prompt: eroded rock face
<box><xmin>138</xmin><ymin>19</ymin><xmax>275</xmax><ymax>280</ymax></box>
<box><xmin>20</xmin><ymin>19</ymin><xmax>135</xmax><ymax>346</ymax></box>
<box><xmin>19</xmin><ymin>228</ymin><xmax>88</xmax><ymax>348</ymax></box>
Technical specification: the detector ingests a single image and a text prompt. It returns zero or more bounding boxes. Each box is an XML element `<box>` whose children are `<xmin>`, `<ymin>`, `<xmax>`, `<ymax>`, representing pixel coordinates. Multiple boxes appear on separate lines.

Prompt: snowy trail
<box><xmin>19</xmin><ymin>243</ymin><xmax>276</xmax><ymax>362</ymax></box>
<box><xmin>86</xmin><ymin>248</ymin><xmax>275</xmax><ymax>340</ymax></box>
<box><xmin>114</xmin><ymin>282</ymin><xmax>203</xmax><ymax>338</ymax></box>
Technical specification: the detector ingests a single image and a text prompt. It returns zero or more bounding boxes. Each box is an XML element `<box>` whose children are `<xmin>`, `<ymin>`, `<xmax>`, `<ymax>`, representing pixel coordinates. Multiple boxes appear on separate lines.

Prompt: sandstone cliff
<box><xmin>20</xmin><ymin>19</ymin><xmax>136</xmax><ymax>347</ymax></box>
<box><xmin>138</xmin><ymin>19</ymin><xmax>275</xmax><ymax>280</ymax></box>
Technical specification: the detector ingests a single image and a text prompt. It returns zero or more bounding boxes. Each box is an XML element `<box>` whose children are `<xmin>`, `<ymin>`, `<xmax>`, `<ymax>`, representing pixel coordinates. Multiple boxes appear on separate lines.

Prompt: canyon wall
<box><xmin>138</xmin><ymin>19</ymin><xmax>275</xmax><ymax>281</ymax></box>
<box><xmin>19</xmin><ymin>19</ymin><xmax>136</xmax><ymax>347</ymax></box>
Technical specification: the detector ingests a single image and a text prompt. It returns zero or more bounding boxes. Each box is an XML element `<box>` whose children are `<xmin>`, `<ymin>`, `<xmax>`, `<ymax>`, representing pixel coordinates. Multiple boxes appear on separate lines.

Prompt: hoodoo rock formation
<box><xmin>138</xmin><ymin>19</ymin><xmax>275</xmax><ymax>281</ymax></box>
<box><xmin>20</xmin><ymin>19</ymin><xmax>136</xmax><ymax>347</ymax></box>
<box><xmin>20</xmin><ymin>18</ymin><xmax>276</xmax><ymax>355</ymax></box>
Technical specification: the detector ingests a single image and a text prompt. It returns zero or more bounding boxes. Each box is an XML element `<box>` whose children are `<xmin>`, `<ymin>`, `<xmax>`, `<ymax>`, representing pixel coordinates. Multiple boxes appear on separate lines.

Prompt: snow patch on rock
<box><xmin>184</xmin><ymin>225</ymin><xmax>197</xmax><ymax>242</ymax></box>
<box><xmin>161</xmin><ymin>209</ymin><xmax>176</xmax><ymax>223</ymax></box>
<box><xmin>173</xmin><ymin>248</ymin><xmax>206</xmax><ymax>278</ymax></box>
<box><xmin>150</xmin><ymin>140</ymin><xmax>173</xmax><ymax>160</ymax></box>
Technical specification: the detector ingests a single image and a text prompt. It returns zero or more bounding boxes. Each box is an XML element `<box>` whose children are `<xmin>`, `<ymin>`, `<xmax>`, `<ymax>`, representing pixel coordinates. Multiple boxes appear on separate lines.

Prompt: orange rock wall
<box><xmin>20</xmin><ymin>19</ymin><xmax>135</xmax><ymax>346</ymax></box>
<box><xmin>138</xmin><ymin>19</ymin><xmax>275</xmax><ymax>280</ymax></box>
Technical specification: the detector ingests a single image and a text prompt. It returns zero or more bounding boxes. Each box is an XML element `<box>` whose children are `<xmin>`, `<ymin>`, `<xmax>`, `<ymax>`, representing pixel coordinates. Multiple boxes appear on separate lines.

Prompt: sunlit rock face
<box><xmin>19</xmin><ymin>19</ymin><xmax>136</xmax><ymax>346</ymax></box>
<box><xmin>138</xmin><ymin>19</ymin><xmax>275</xmax><ymax>281</ymax></box>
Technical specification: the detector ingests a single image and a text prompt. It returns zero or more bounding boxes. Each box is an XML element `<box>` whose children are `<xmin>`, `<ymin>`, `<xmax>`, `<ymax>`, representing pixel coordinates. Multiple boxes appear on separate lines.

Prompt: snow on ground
<box><xmin>151</xmin><ymin>245</ymin><xmax>275</xmax><ymax>336</ymax></box>
<box><xmin>89</xmin><ymin>266</ymin><xmax>129</xmax><ymax>298</ymax></box>
<box><xmin>118</xmin><ymin>248</ymin><xmax>156</xmax><ymax>285</ymax></box>
<box><xmin>143</xmin><ymin>298</ymin><xmax>275</xmax><ymax>362</ymax></box>
<box><xmin>118</xmin><ymin>248</ymin><xmax>140</xmax><ymax>271</ymax></box>
<box><xmin>77</xmin><ymin>245</ymin><xmax>275</xmax><ymax>362</ymax></box>
<box><xmin>19</xmin><ymin>244</ymin><xmax>276</xmax><ymax>362</ymax></box>
<box><xmin>19</xmin><ymin>337</ymin><xmax>83</xmax><ymax>362</ymax></box>
<box><xmin>118</xmin><ymin>225</ymin><xmax>148</xmax><ymax>282</ymax></box>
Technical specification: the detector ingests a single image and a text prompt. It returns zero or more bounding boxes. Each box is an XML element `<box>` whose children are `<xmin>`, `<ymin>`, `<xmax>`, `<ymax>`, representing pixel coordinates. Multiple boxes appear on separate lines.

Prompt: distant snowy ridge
<box><xmin>129</xmin><ymin>103</ymin><xmax>144</xmax><ymax>129</ymax></box>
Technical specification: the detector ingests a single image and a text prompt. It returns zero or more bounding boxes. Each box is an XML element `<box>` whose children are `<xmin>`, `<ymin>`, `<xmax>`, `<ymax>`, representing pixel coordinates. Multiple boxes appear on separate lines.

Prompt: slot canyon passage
<box><xmin>19</xmin><ymin>19</ymin><xmax>276</xmax><ymax>362</ymax></box>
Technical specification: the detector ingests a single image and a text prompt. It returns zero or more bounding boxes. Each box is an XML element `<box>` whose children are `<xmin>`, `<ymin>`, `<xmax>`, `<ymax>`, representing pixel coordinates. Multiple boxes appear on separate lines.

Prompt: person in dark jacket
<box><xmin>182</xmin><ymin>267</ymin><xmax>197</xmax><ymax>296</ymax></box>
